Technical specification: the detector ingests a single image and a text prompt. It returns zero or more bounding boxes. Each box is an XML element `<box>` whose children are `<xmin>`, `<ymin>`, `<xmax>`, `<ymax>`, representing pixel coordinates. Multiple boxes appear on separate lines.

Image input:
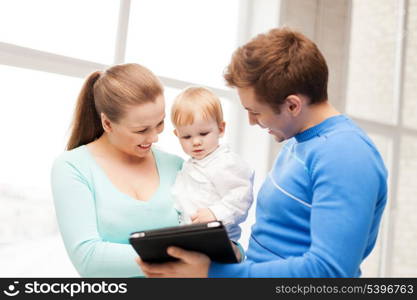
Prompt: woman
<box><xmin>51</xmin><ymin>63</ymin><xmax>183</xmax><ymax>277</ymax></box>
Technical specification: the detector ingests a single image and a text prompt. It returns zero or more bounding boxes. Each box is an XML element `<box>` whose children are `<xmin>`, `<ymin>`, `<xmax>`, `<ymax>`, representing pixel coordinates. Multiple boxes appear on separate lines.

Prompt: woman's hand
<box><xmin>136</xmin><ymin>246</ymin><xmax>211</xmax><ymax>278</ymax></box>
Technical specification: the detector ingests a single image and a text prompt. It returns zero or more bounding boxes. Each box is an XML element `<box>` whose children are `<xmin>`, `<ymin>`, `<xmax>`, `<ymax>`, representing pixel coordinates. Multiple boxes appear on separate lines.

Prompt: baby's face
<box><xmin>174</xmin><ymin>115</ymin><xmax>224</xmax><ymax>160</ymax></box>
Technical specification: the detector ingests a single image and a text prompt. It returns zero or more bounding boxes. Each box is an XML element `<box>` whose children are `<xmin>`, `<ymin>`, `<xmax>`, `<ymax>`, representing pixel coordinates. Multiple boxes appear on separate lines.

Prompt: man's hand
<box><xmin>191</xmin><ymin>208</ymin><xmax>216</xmax><ymax>223</ymax></box>
<box><xmin>136</xmin><ymin>246</ymin><xmax>211</xmax><ymax>278</ymax></box>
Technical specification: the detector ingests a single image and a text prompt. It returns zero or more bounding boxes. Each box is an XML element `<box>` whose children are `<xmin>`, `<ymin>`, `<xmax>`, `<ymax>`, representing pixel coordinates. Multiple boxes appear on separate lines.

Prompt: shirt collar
<box><xmin>294</xmin><ymin>114</ymin><xmax>347</xmax><ymax>143</ymax></box>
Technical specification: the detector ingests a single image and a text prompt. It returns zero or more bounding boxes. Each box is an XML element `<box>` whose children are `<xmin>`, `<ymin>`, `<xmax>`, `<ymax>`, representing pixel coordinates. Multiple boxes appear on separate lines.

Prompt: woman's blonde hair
<box><xmin>66</xmin><ymin>63</ymin><xmax>163</xmax><ymax>150</ymax></box>
<box><xmin>171</xmin><ymin>87</ymin><xmax>224</xmax><ymax>127</ymax></box>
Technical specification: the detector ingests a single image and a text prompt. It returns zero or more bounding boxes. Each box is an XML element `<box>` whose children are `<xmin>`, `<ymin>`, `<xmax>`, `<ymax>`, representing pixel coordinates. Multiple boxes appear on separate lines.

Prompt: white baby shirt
<box><xmin>171</xmin><ymin>144</ymin><xmax>254</xmax><ymax>241</ymax></box>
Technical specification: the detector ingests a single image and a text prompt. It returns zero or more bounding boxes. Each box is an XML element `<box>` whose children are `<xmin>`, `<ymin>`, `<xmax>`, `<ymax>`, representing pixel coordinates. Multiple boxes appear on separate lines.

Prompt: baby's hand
<box><xmin>191</xmin><ymin>208</ymin><xmax>217</xmax><ymax>224</ymax></box>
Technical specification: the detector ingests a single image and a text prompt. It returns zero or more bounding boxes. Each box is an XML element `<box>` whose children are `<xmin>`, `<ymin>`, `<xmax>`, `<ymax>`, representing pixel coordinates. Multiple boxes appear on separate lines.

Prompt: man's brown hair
<box><xmin>224</xmin><ymin>27</ymin><xmax>328</xmax><ymax>112</ymax></box>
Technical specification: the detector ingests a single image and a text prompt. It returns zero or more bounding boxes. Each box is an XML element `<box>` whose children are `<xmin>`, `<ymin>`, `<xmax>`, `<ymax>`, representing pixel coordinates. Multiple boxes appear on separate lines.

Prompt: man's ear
<box><xmin>101</xmin><ymin>113</ymin><xmax>113</xmax><ymax>133</ymax></box>
<box><xmin>218</xmin><ymin>121</ymin><xmax>226</xmax><ymax>137</ymax></box>
<box><xmin>284</xmin><ymin>95</ymin><xmax>303</xmax><ymax>116</ymax></box>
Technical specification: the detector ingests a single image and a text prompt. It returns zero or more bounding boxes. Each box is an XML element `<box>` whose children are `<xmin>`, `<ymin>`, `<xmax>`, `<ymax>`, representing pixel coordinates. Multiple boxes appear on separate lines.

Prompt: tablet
<box><xmin>129</xmin><ymin>221</ymin><xmax>238</xmax><ymax>263</ymax></box>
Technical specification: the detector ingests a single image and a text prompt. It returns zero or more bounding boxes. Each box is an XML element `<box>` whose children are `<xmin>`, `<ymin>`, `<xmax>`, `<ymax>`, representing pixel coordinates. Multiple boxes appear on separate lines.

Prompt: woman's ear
<box><xmin>101</xmin><ymin>113</ymin><xmax>112</xmax><ymax>133</ymax></box>
<box><xmin>173</xmin><ymin>129</ymin><xmax>179</xmax><ymax>137</ymax></box>
<box><xmin>284</xmin><ymin>95</ymin><xmax>303</xmax><ymax>116</ymax></box>
<box><xmin>219</xmin><ymin>121</ymin><xmax>226</xmax><ymax>137</ymax></box>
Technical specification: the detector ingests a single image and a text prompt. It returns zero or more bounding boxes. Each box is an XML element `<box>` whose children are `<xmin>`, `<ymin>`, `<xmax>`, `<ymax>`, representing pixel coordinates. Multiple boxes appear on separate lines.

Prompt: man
<box><xmin>137</xmin><ymin>27</ymin><xmax>388</xmax><ymax>277</ymax></box>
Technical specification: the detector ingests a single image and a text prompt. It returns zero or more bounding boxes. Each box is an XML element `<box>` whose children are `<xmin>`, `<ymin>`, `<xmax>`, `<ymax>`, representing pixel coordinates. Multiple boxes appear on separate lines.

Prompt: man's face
<box><xmin>237</xmin><ymin>87</ymin><xmax>298</xmax><ymax>143</ymax></box>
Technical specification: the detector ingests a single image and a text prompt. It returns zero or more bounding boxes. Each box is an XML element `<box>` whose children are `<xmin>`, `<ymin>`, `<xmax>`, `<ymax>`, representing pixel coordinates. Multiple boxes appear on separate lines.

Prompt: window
<box><xmin>0</xmin><ymin>65</ymin><xmax>82</xmax><ymax>183</ymax></box>
<box><xmin>0</xmin><ymin>0</ymin><xmax>119</xmax><ymax>64</ymax></box>
<box><xmin>346</xmin><ymin>0</ymin><xmax>417</xmax><ymax>277</ymax></box>
<box><xmin>126</xmin><ymin>0</ymin><xmax>239</xmax><ymax>89</ymax></box>
<box><xmin>402</xmin><ymin>0</ymin><xmax>417</xmax><ymax>130</ymax></box>
<box><xmin>0</xmin><ymin>65</ymin><xmax>82</xmax><ymax>244</ymax></box>
<box><xmin>346</xmin><ymin>0</ymin><xmax>399</xmax><ymax>124</ymax></box>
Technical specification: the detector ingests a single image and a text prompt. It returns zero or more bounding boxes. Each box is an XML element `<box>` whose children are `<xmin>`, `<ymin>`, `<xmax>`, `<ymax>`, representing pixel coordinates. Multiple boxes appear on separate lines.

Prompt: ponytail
<box><xmin>66</xmin><ymin>71</ymin><xmax>103</xmax><ymax>150</ymax></box>
<box><xmin>66</xmin><ymin>63</ymin><xmax>163</xmax><ymax>150</ymax></box>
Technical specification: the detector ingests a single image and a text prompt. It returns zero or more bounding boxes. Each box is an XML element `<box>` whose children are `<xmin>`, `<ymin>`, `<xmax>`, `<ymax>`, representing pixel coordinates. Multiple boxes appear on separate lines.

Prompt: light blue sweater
<box><xmin>209</xmin><ymin>115</ymin><xmax>388</xmax><ymax>277</ymax></box>
<box><xmin>51</xmin><ymin>146</ymin><xmax>183</xmax><ymax>277</ymax></box>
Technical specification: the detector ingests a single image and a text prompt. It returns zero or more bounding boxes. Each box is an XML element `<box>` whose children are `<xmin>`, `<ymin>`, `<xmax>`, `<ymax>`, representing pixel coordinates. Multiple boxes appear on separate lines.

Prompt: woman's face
<box><xmin>103</xmin><ymin>95</ymin><xmax>165</xmax><ymax>159</ymax></box>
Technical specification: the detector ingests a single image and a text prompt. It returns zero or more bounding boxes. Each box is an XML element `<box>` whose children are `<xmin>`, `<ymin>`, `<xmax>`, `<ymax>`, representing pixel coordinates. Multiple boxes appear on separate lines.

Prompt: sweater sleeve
<box><xmin>209</xmin><ymin>135</ymin><xmax>386</xmax><ymax>277</ymax></box>
<box><xmin>207</xmin><ymin>158</ymin><xmax>254</xmax><ymax>226</ymax></box>
<box><xmin>51</xmin><ymin>156</ymin><xmax>143</xmax><ymax>278</ymax></box>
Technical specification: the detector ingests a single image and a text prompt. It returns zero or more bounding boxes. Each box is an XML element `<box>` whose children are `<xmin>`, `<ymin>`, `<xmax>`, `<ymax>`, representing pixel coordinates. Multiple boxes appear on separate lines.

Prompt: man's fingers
<box><xmin>143</xmin><ymin>270</ymin><xmax>170</xmax><ymax>278</ymax></box>
<box><xmin>145</xmin><ymin>262</ymin><xmax>174</xmax><ymax>274</ymax></box>
<box><xmin>167</xmin><ymin>246</ymin><xmax>201</xmax><ymax>264</ymax></box>
<box><xmin>137</xmin><ymin>257</ymin><xmax>176</xmax><ymax>276</ymax></box>
<box><xmin>135</xmin><ymin>247</ymin><xmax>209</xmax><ymax>278</ymax></box>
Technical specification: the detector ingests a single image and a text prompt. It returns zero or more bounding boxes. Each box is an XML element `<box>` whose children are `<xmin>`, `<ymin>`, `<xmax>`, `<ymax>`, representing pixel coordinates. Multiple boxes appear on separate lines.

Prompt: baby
<box><xmin>171</xmin><ymin>87</ymin><xmax>254</xmax><ymax>241</ymax></box>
